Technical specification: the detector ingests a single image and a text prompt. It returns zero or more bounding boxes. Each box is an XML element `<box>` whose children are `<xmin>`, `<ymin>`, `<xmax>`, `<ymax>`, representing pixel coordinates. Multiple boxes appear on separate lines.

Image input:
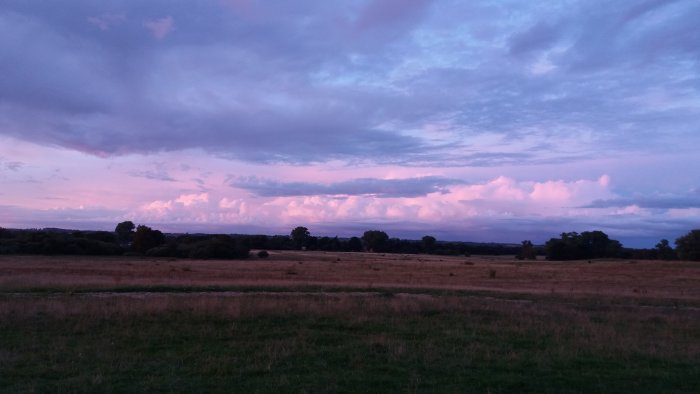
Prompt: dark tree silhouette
<box><xmin>347</xmin><ymin>236</ymin><xmax>363</xmax><ymax>252</ymax></box>
<box><xmin>421</xmin><ymin>235</ymin><xmax>437</xmax><ymax>254</ymax></box>
<box><xmin>114</xmin><ymin>221</ymin><xmax>135</xmax><ymax>243</ymax></box>
<box><xmin>362</xmin><ymin>230</ymin><xmax>389</xmax><ymax>252</ymax></box>
<box><xmin>517</xmin><ymin>240</ymin><xmax>536</xmax><ymax>260</ymax></box>
<box><xmin>675</xmin><ymin>230</ymin><xmax>700</xmax><ymax>261</ymax></box>
<box><xmin>290</xmin><ymin>226</ymin><xmax>310</xmax><ymax>249</ymax></box>
<box><xmin>545</xmin><ymin>231</ymin><xmax>622</xmax><ymax>260</ymax></box>
<box><xmin>132</xmin><ymin>225</ymin><xmax>165</xmax><ymax>254</ymax></box>
<box><xmin>655</xmin><ymin>239</ymin><xmax>675</xmax><ymax>260</ymax></box>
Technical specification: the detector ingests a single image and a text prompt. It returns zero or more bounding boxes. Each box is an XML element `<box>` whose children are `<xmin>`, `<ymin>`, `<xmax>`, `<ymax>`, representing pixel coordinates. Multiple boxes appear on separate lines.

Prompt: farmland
<box><xmin>1</xmin><ymin>252</ymin><xmax>699</xmax><ymax>392</ymax></box>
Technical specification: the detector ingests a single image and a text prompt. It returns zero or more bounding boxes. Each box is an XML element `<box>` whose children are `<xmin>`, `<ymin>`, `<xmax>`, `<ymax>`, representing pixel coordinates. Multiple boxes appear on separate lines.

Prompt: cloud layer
<box><xmin>2</xmin><ymin>0</ymin><xmax>698</xmax><ymax>165</ymax></box>
<box><xmin>1</xmin><ymin>1</ymin><xmax>699</xmax><ymax>247</ymax></box>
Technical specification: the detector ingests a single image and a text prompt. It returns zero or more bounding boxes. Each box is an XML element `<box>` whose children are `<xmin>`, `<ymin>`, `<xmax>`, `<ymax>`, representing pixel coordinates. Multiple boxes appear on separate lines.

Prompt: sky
<box><xmin>1</xmin><ymin>0</ymin><xmax>699</xmax><ymax>247</ymax></box>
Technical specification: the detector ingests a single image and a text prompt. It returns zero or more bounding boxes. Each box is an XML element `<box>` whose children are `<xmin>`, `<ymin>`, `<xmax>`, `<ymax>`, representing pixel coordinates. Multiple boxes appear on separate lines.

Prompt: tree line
<box><xmin>1</xmin><ymin>223</ymin><xmax>699</xmax><ymax>261</ymax></box>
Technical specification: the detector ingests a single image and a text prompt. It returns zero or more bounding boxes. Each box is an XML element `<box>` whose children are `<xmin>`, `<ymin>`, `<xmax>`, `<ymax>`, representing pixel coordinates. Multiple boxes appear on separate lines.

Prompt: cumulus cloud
<box><xmin>185</xmin><ymin>175</ymin><xmax>616</xmax><ymax>226</ymax></box>
<box><xmin>175</xmin><ymin>193</ymin><xmax>208</xmax><ymax>206</ymax></box>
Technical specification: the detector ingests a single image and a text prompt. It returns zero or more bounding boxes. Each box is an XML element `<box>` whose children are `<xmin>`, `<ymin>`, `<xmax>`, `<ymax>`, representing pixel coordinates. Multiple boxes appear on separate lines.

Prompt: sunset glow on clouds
<box><xmin>1</xmin><ymin>1</ymin><xmax>699</xmax><ymax>246</ymax></box>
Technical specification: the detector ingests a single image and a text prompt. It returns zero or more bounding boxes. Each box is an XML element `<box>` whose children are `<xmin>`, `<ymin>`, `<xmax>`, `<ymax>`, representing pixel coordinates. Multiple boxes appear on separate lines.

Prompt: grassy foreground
<box><xmin>1</xmin><ymin>292</ymin><xmax>699</xmax><ymax>393</ymax></box>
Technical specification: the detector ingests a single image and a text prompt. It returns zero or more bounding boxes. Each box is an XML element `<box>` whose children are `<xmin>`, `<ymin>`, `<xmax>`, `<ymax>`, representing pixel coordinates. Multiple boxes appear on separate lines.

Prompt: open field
<box><xmin>2</xmin><ymin>251</ymin><xmax>700</xmax><ymax>300</ymax></box>
<box><xmin>1</xmin><ymin>252</ymin><xmax>700</xmax><ymax>392</ymax></box>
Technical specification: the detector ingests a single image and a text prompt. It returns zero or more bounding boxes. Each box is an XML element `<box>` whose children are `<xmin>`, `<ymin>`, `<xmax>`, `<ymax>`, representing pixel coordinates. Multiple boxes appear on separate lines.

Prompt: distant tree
<box><xmin>362</xmin><ymin>230</ymin><xmax>389</xmax><ymax>252</ymax></box>
<box><xmin>290</xmin><ymin>226</ymin><xmax>310</xmax><ymax>249</ymax></box>
<box><xmin>318</xmin><ymin>236</ymin><xmax>341</xmax><ymax>251</ymax></box>
<box><xmin>655</xmin><ymin>239</ymin><xmax>676</xmax><ymax>260</ymax></box>
<box><xmin>187</xmin><ymin>235</ymin><xmax>249</xmax><ymax>259</ymax></box>
<box><xmin>347</xmin><ymin>236</ymin><xmax>363</xmax><ymax>252</ymax></box>
<box><xmin>244</xmin><ymin>234</ymin><xmax>269</xmax><ymax>249</ymax></box>
<box><xmin>517</xmin><ymin>240</ymin><xmax>536</xmax><ymax>260</ymax></box>
<box><xmin>132</xmin><ymin>225</ymin><xmax>165</xmax><ymax>254</ymax></box>
<box><xmin>421</xmin><ymin>235</ymin><xmax>437</xmax><ymax>254</ymax></box>
<box><xmin>675</xmin><ymin>230</ymin><xmax>700</xmax><ymax>261</ymax></box>
<box><xmin>115</xmin><ymin>221</ymin><xmax>135</xmax><ymax>243</ymax></box>
<box><xmin>545</xmin><ymin>230</ymin><xmax>622</xmax><ymax>260</ymax></box>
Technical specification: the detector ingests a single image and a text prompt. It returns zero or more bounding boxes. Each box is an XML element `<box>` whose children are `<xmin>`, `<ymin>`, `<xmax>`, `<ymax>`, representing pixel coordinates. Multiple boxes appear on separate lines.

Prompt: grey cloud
<box><xmin>1</xmin><ymin>160</ymin><xmax>24</xmax><ymax>171</ymax></box>
<box><xmin>128</xmin><ymin>162</ymin><xmax>176</xmax><ymax>182</ymax></box>
<box><xmin>231</xmin><ymin>176</ymin><xmax>465</xmax><ymax>198</ymax></box>
<box><xmin>0</xmin><ymin>204</ymin><xmax>126</xmax><ymax>230</ymax></box>
<box><xmin>583</xmin><ymin>196</ymin><xmax>700</xmax><ymax>210</ymax></box>
<box><xmin>128</xmin><ymin>170</ymin><xmax>176</xmax><ymax>182</ymax></box>
<box><xmin>508</xmin><ymin>22</ymin><xmax>562</xmax><ymax>56</ymax></box>
<box><xmin>0</xmin><ymin>0</ymin><xmax>699</xmax><ymax>167</ymax></box>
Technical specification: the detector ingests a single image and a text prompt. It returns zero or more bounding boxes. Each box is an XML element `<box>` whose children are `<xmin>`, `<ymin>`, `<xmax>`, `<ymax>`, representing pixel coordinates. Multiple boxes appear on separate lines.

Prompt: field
<box><xmin>1</xmin><ymin>251</ymin><xmax>699</xmax><ymax>392</ymax></box>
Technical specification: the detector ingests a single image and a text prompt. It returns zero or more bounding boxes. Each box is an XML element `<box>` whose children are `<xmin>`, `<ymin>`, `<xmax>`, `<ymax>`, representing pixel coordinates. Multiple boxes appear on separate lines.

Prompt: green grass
<box><xmin>5</xmin><ymin>283</ymin><xmax>699</xmax><ymax>311</ymax></box>
<box><xmin>1</xmin><ymin>293</ymin><xmax>699</xmax><ymax>393</ymax></box>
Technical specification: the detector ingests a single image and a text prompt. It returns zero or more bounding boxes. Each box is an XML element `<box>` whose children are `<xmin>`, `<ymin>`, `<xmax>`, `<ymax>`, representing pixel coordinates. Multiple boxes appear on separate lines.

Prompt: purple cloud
<box><xmin>1</xmin><ymin>1</ymin><xmax>700</xmax><ymax>248</ymax></box>
<box><xmin>231</xmin><ymin>176</ymin><xmax>465</xmax><ymax>198</ymax></box>
<box><xmin>1</xmin><ymin>0</ymin><xmax>698</xmax><ymax>166</ymax></box>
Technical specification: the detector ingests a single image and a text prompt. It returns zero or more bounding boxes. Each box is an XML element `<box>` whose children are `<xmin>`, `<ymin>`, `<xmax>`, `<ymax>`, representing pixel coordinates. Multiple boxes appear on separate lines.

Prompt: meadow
<box><xmin>1</xmin><ymin>252</ymin><xmax>699</xmax><ymax>392</ymax></box>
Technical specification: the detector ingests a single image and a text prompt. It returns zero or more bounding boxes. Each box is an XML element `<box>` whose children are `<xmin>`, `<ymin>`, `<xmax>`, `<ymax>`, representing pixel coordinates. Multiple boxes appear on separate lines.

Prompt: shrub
<box><xmin>675</xmin><ymin>230</ymin><xmax>700</xmax><ymax>261</ymax></box>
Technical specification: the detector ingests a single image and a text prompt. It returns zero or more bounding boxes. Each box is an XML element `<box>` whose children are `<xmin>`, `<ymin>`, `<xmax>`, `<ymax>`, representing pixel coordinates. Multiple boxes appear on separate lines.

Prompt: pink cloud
<box><xmin>530</xmin><ymin>180</ymin><xmax>572</xmax><ymax>201</ymax></box>
<box><xmin>175</xmin><ymin>193</ymin><xmax>209</xmax><ymax>206</ymax></box>
<box><xmin>143</xmin><ymin>16</ymin><xmax>175</xmax><ymax>40</ymax></box>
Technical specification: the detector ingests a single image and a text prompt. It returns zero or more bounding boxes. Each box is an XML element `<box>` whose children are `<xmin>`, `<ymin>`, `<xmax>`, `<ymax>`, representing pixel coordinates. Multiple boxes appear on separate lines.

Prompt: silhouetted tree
<box><xmin>421</xmin><ymin>235</ymin><xmax>437</xmax><ymax>254</ymax></box>
<box><xmin>362</xmin><ymin>230</ymin><xmax>389</xmax><ymax>252</ymax></box>
<box><xmin>545</xmin><ymin>230</ymin><xmax>622</xmax><ymax>260</ymax></box>
<box><xmin>347</xmin><ymin>236</ymin><xmax>363</xmax><ymax>252</ymax></box>
<box><xmin>318</xmin><ymin>236</ymin><xmax>341</xmax><ymax>251</ymax></box>
<box><xmin>132</xmin><ymin>225</ymin><xmax>165</xmax><ymax>254</ymax></box>
<box><xmin>517</xmin><ymin>240</ymin><xmax>536</xmax><ymax>260</ymax></box>
<box><xmin>675</xmin><ymin>230</ymin><xmax>700</xmax><ymax>261</ymax></box>
<box><xmin>290</xmin><ymin>226</ymin><xmax>310</xmax><ymax>250</ymax></box>
<box><xmin>115</xmin><ymin>221</ymin><xmax>135</xmax><ymax>244</ymax></box>
<box><xmin>187</xmin><ymin>235</ymin><xmax>249</xmax><ymax>259</ymax></box>
<box><xmin>655</xmin><ymin>239</ymin><xmax>675</xmax><ymax>260</ymax></box>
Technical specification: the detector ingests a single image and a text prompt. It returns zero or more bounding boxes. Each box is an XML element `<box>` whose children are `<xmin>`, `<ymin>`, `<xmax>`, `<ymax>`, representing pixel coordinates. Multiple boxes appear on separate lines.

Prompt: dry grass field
<box><xmin>2</xmin><ymin>251</ymin><xmax>699</xmax><ymax>392</ymax></box>
<box><xmin>1</xmin><ymin>251</ymin><xmax>699</xmax><ymax>301</ymax></box>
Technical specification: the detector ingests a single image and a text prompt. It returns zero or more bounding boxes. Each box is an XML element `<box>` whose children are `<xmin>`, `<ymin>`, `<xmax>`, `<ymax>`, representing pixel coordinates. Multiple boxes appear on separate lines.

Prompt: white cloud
<box><xmin>175</xmin><ymin>193</ymin><xmax>208</xmax><ymax>206</ymax></box>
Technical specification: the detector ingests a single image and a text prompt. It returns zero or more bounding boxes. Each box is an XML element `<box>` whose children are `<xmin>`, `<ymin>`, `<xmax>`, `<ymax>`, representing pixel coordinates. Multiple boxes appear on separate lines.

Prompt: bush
<box><xmin>185</xmin><ymin>236</ymin><xmax>250</xmax><ymax>259</ymax></box>
<box><xmin>257</xmin><ymin>250</ymin><xmax>270</xmax><ymax>258</ymax></box>
<box><xmin>675</xmin><ymin>230</ymin><xmax>700</xmax><ymax>261</ymax></box>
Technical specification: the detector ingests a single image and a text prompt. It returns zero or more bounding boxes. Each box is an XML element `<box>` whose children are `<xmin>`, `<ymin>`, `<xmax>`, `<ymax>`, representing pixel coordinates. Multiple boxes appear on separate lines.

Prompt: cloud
<box><xmin>231</xmin><ymin>176</ymin><xmax>465</xmax><ymax>197</ymax></box>
<box><xmin>0</xmin><ymin>0</ymin><xmax>697</xmax><ymax>167</ymax></box>
<box><xmin>128</xmin><ymin>169</ymin><xmax>176</xmax><ymax>182</ymax></box>
<box><xmin>87</xmin><ymin>13</ymin><xmax>126</xmax><ymax>31</ymax></box>
<box><xmin>175</xmin><ymin>193</ymin><xmax>209</xmax><ymax>206</ymax></box>
<box><xmin>583</xmin><ymin>196</ymin><xmax>700</xmax><ymax>210</ymax></box>
<box><xmin>1</xmin><ymin>159</ymin><xmax>24</xmax><ymax>171</ymax></box>
<box><xmin>143</xmin><ymin>16</ymin><xmax>174</xmax><ymax>39</ymax></box>
<box><xmin>1</xmin><ymin>1</ymin><xmax>700</xmax><ymax>248</ymax></box>
<box><xmin>508</xmin><ymin>22</ymin><xmax>562</xmax><ymax>56</ymax></box>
